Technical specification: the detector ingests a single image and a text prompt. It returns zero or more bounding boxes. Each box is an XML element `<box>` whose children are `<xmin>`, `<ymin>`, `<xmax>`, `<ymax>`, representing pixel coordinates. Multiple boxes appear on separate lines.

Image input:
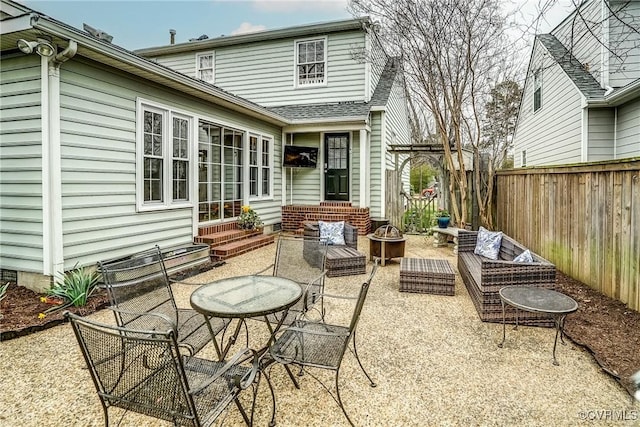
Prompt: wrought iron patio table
<box><xmin>498</xmin><ymin>285</ymin><xmax>578</xmax><ymax>365</ymax></box>
<box><xmin>190</xmin><ymin>275</ymin><xmax>303</xmax><ymax>360</ymax></box>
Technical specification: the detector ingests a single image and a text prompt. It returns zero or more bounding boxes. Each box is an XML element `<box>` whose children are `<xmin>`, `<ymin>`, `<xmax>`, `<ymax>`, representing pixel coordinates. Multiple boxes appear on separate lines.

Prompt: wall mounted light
<box><xmin>16</xmin><ymin>38</ymin><xmax>55</xmax><ymax>58</ymax></box>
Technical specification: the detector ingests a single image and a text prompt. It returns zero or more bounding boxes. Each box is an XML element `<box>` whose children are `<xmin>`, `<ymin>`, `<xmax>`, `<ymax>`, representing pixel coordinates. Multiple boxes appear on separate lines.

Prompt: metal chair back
<box><xmin>66</xmin><ymin>312</ymin><xmax>257</xmax><ymax>426</ymax></box>
<box><xmin>98</xmin><ymin>246</ymin><xmax>224</xmax><ymax>355</ymax></box>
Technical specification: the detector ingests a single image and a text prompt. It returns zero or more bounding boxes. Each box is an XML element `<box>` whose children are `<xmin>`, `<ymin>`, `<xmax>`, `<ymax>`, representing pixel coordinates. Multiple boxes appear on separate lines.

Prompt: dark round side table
<box><xmin>498</xmin><ymin>286</ymin><xmax>578</xmax><ymax>365</ymax></box>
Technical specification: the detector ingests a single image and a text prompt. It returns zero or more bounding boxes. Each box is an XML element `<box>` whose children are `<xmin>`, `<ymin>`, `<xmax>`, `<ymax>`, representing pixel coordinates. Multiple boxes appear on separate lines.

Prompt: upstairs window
<box><xmin>196</xmin><ymin>52</ymin><xmax>214</xmax><ymax>83</ymax></box>
<box><xmin>295</xmin><ymin>38</ymin><xmax>326</xmax><ymax>87</ymax></box>
<box><xmin>533</xmin><ymin>69</ymin><xmax>542</xmax><ymax>112</ymax></box>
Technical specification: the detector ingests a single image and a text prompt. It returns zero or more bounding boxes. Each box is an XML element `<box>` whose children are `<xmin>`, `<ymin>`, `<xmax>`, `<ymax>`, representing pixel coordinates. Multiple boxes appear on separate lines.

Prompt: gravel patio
<box><xmin>1</xmin><ymin>234</ymin><xmax>636</xmax><ymax>426</ymax></box>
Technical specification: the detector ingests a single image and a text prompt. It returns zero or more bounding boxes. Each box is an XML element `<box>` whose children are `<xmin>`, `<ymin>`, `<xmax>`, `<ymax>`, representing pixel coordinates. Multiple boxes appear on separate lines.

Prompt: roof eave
<box><xmin>135</xmin><ymin>17</ymin><xmax>371</xmax><ymax>56</ymax></box>
<box><xmin>29</xmin><ymin>15</ymin><xmax>289</xmax><ymax>126</ymax></box>
<box><xmin>604</xmin><ymin>79</ymin><xmax>640</xmax><ymax>106</ymax></box>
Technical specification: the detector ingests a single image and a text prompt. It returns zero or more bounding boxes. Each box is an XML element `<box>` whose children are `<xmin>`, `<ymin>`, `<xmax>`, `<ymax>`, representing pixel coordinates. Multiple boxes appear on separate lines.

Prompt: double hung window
<box><xmin>249</xmin><ymin>134</ymin><xmax>273</xmax><ymax>199</ymax></box>
<box><xmin>533</xmin><ymin>69</ymin><xmax>542</xmax><ymax>112</ymax></box>
<box><xmin>295</xmin><ymin>38</ymin><xmax>326</xmax><ymax>87</ymax></box>
<box><xmin>138</xmin><ymin>101</ymin><xmax>193</xmax><ymax>210</ymax></box>
<box><xmin>196</xmin><ymin>52</ymin><xmax>214</xmax><ymax>83</ymax></box>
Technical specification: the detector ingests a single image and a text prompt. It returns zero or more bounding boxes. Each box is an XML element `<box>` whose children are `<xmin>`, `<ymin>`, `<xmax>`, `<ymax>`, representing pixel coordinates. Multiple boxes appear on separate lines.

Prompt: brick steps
<box><xmin>195</xmin><ymin>222</ymin><xmax>275</xmax><ymax>261</ymax></box>
<box><xmin>210</xmin><ymin>234</ymin><xmax>275</xmax><ymax>260</ymax></box>
<box><xmin>195</xmin><ymin>229</ymin><xmax>257</xmax><ymax>246</ymax></box>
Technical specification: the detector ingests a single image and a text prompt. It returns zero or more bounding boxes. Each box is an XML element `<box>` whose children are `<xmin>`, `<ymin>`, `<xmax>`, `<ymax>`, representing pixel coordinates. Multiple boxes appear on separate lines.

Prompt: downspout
<box><xmin>45</xmin><ymin>40</ymin><xmax>78</xmax><ymax>276</ymax></box>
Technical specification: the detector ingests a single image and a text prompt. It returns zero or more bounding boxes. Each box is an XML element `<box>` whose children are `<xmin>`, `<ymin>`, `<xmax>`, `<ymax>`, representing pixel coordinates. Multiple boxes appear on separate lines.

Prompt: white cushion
<box><xmin>513</xmin><ymin>249</ymin><xmax>534</xmax><ymax>263</ymax></box>
<box><xmin>473</xmin><ymin>226</ymin><xmax>503</xmax><ymax>260</ymax></box>
<box><xmin>318</xmin><ymin>221</ymin><xmax>346</xmax><ymax>246</ymax></box>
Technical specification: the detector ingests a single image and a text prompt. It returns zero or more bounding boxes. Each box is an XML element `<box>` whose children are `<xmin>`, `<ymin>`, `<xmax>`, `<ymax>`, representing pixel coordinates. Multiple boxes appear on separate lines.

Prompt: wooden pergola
<box><xmin>385</xmin><ymin>143</ymin><xmax>477</xmax><ymax>230</ymax></box>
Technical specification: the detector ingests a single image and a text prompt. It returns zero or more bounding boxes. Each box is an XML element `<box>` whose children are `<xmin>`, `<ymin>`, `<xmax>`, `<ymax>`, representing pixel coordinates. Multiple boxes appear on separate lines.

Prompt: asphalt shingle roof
<box><xmin>267</xmin><ymin>57</ymin><xmax>399</xmax><ymax>122</ymax></box>
<box><xmin>537</xmin><ymin>34</ymin><xmax>605</xmax><ymax>99</ymax></box>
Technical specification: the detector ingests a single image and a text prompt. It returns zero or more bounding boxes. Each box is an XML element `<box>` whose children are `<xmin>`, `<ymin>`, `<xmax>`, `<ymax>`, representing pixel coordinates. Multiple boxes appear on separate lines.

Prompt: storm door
<box><xmin>324</xmin><ymin>133</ymin><xmax>349</xmax><ymax>201</ymax></box>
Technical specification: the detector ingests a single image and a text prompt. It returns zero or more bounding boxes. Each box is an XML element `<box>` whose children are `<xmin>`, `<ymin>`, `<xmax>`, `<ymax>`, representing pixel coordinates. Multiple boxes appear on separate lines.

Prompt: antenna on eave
<box><xmin>83</xmin><ymin>23</ymin><xmax>114</xmax><ymax>43</ymax></box>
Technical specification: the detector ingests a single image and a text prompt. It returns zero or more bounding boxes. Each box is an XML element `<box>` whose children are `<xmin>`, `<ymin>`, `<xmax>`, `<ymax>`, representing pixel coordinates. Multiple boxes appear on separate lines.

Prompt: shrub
<box><xmin>48</xmin><ymin>265</ymin><xmax>100</xmax><ymax>307</ymax></box>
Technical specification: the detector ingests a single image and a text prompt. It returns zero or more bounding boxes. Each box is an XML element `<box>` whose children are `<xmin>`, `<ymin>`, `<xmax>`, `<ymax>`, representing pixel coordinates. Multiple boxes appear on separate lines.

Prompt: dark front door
<box><xmin>324</xmin><ymin>133</ymin><xmax>349</xmax><ymax>201</ymax></box>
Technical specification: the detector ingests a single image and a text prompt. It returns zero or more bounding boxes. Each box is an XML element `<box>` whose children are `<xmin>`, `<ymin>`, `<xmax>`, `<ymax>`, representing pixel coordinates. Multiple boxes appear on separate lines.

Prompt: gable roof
<box><xmin>537</xmin><ymin>33</ymin><xmax>605</xmax><ymax>100</ymax></box>
<box><xmin>267</xmin><ymin>57</ymin><xmax>398</xmax><ymax>123</ymax></box>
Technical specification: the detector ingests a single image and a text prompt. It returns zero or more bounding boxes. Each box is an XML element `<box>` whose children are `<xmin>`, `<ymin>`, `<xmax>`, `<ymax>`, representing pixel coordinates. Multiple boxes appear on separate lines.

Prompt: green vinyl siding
<box><xmin>0</xmin><ymin>54</ymin><xmax>44</xmax><ymax>273</ymax></box>
<box><xmin>156</xmin><ymin>30</ymin><xmax>367</xmax><ymax>107</ymax></box>
<box><xmin>284</xmin><ymin>133</ymin><xmax>321</xmax><ymax>204</ymax></box>
<box><xmin>369</xmin><ymin>112</ymin><xmax>383</xmax><ymax>218</ymax></box>
<box><xmin>384</xmin><ymin>75</ymin><xmax>411</xmax><ymax>191</ymax></box>
<box><xmin>58</xmin><ymin>58</ymin><xmax>282</xmax><ymax>268</ymax></box>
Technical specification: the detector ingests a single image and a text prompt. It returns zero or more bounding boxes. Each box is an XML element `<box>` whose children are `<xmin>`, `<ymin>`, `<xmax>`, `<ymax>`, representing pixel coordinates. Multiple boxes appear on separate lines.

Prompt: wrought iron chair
<box><xmin>257</xmin><ymin>235</ymin><xmax>328</xmax><ymax>325</ymax></box>
<box><xmin>65</xmin><ymin>312</ymin><xmax>258</xmax><ymax>427</ymax></box>
<box><xmin>98</xmin><ymin>246</ymin><xmax>228</xmax><ymax>356</ymax></box>
<box><xmin>268</xmin><ymin>261</ymin><xmax>379</xmax><ymax>426</ymax></box>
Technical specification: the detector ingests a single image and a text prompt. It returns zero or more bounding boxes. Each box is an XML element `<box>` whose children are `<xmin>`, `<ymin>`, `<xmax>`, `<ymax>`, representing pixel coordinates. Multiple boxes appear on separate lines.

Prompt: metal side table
<box><xmin>498</xmin><ymin>286</ymin><xmax>578</xmax><ymax>365</ymax></box>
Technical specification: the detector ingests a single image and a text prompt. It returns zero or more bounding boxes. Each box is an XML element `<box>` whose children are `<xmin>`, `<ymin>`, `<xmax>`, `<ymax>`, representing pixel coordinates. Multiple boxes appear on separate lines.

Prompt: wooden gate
<box><xmin>401</xmin><ymin>191</ymin><xmax>437</xmax><ymax>233</ymax></box>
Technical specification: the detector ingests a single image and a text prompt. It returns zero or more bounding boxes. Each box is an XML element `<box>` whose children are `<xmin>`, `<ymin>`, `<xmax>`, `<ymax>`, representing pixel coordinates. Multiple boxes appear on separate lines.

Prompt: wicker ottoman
<box><xmin>325</xmin><ymin>247</ymin><xmax>366</xmax><ymax>277</ymax></box>
<box><xmin>400</xmin><ymin>258</ymin><xmax>455</xmax><ymax>295</ymax></box>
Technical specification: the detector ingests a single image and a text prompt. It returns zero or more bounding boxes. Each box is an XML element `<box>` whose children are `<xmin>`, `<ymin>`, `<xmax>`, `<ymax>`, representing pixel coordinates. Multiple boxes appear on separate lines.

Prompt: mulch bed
<box><xmin>555</xmin><ymin>272</ymin><xmax>640</xmax><ymax>397</ymax></box>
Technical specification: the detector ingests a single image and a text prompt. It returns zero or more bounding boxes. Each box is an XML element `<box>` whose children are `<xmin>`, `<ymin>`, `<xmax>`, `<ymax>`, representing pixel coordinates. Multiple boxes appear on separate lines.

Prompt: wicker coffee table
<box><xmin>399</xmin><ymin>258</ymin><xmax>455</xmax><ymax>295</ymax></box>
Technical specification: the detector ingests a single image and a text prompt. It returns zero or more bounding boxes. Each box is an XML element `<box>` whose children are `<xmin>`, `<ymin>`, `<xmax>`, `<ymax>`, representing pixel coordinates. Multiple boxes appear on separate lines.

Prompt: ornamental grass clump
<box><xmin>47</xmin><ymin>265</ymin><xmax>100</xmax><ymax>308</ymax></box>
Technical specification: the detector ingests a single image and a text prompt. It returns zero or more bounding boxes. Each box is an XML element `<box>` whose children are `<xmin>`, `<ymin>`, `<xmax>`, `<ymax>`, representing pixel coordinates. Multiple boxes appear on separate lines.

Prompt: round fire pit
<box><xmin>367</xmin><ymin>225</ymin><xmax>406</xmax><ymax>266</ymax></box>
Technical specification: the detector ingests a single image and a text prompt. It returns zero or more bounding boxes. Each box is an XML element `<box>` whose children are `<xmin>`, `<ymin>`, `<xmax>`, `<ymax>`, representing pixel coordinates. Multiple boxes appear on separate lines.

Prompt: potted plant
<box><xmin>237</xmin><ymin>205</ymin><xmax>263</xmax><ymax>231</ymax></box>
<box><xmin>435</xmin><ymin>208</ymin><xmax>451</xmax><ymax>229</ymax></box>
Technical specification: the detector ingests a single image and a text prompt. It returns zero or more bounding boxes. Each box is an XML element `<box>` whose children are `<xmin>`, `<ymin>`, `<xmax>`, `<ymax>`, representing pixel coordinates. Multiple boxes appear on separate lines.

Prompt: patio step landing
<box><xmin>195</xmin><ymin>223</ymin><xmax>274</xmax><ymax>261</ymax></box>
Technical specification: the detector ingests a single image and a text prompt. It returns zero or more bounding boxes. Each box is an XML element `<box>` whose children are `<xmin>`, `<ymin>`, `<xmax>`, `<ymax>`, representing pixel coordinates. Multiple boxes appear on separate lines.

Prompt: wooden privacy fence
<box><xmin>495</xmin><ymin>159</ymin><xmax>640</xmax><ymax>311</ymax></box>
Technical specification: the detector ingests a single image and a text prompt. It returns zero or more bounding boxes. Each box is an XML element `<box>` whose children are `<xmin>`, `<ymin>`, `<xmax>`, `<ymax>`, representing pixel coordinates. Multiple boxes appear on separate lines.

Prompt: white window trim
<box><xmin>247</xmin><ymin>133</ymin><xmax>274</xmax><ymax>201</ymax></box>
<box><xmin>136</xmin><ymin>98</ymin><xmax>194</xmax><ymax>212</ymax></box>
<box><xmin>294</xmin><ymin>36</ymin><xmax>328</xmax><ymax>89</ymax></box>
<box><xmin>196</xmin><ymin>51</ymin><xmax>215</xmax><ymax>83</ymax></box>
<box><xmin>533</xmin><ymin>68</ymin><xmax>542</xmax><ymax>113</ymax></box>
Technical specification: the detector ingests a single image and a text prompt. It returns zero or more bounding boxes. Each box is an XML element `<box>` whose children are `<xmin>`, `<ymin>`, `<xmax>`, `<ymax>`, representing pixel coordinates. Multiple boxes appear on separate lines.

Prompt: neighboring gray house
<box><xmin>513</xmin><ymin>0</ymin><xmax>640</xmax><ymax>167</ymax></box>
<box><xmin>0</xmin><ymin>1</ymin><xmax>410</xmax><ymax>290</ymax></box>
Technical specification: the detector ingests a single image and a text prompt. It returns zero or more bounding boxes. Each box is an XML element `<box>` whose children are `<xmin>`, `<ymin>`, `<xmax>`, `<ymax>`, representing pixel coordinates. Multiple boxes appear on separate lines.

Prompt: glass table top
<box><xmin>190</xmin><ymin>275</ymin><xmax>303</xmax><ymax>318</ymax></box>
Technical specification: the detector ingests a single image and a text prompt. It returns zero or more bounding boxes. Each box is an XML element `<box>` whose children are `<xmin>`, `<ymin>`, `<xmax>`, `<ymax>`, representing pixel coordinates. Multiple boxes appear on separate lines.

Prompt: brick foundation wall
<box><xmin>282</xmin><ymin>204</ymin><xmax>371</xmax><ymax>235</ymax></box>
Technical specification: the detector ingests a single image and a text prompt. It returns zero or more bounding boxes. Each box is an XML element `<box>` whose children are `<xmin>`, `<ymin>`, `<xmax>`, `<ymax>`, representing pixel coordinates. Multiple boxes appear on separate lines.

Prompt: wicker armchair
<box><xmin>98</xmin><ymin>246</ymin><xmax>228</xmax><ymax>356</ymax></box>
<box><xmin>303</xmin><ymin>221</ymin><xmax>358</xmax><ymax>250</ymax></box>
<box><xmin>65</xmin><ymin>312</ymin><xmax>258</xmax><ymax>427</ymax></box>
<box><xmin>268</xmin><ymin>261</ymin><xmax>379</xmax><ymax>426</ymax></box>
<box><xmin>458</xmin><ymin>230</ymin><xmax>556</xmax><ymax>326</ymax></box>
<box><xmin>303</xmin><ymin>221</ymin><xmax>366</xmax><ymax>277</ymax></box>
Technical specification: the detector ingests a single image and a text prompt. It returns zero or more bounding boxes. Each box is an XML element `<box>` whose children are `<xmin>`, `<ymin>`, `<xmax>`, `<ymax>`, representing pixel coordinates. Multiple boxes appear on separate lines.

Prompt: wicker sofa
<box><xmin>458</xmin><ymin>230</ymin><xmax>556</xmax><ymax>326</ymax></box>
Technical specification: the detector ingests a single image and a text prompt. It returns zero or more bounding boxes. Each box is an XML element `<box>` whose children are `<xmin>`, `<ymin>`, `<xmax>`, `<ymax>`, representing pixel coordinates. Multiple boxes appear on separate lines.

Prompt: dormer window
<box><xmin>295</xmin><ymin>37</ymin><xmax>326</xmax><ymax>87</ymax></box>
<box><xmin>196</xmin><ymin>52</ymin><xmax>214</xmax><ymax>83</ymax></box>
<box><xmin>533</xmin><ymin>69</ymin><xmax>542</xmax><ymax>112</ymax></box>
